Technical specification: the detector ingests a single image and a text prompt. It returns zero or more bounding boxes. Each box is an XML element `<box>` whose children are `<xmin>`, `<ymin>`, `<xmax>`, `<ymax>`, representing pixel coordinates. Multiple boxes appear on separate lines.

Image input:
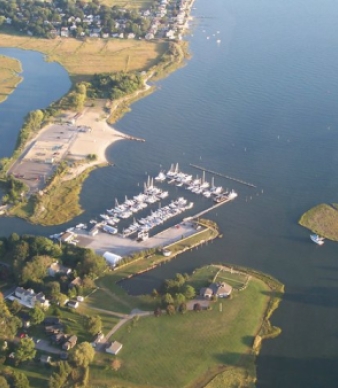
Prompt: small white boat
<box><xmin>310</xmin><ymin>234</ymin><xmax>325</xmax><ymax>246</ymax></box>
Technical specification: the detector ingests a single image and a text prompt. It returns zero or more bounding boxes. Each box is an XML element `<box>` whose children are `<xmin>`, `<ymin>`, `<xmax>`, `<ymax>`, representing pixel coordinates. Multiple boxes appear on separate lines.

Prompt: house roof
<box><xmin>200</xmin><ymin>287</ymin><xmax>213</xmax><ymax>296</ymax></box>
<box><xmin>103</xmin><ymin>251</ymin><xmax>122</xmax><ymax>266</ymax></box>
<box><xmin>106</xmin><ymin>341</ymin><xmax>123</xmax><ymax>355</ymax></box>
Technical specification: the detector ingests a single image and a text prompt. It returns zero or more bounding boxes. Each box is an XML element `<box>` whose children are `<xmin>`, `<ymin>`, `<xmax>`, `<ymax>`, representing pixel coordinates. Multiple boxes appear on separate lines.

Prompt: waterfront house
<box><xmin>200</xmin><ymin>287</ymin><xmax>213</xmax><ymax>298</ymax></box>
<box><xmin>200</xmin><ymin>282</ymin><xmax>232</xmax><ymax>299</ymax></box>
<box><xmin>210</xmin><ymin>282</ymin><xmax>232</xmax><ymax>298</ymax></box>
<box><xmin>106</xmin><ymin>341</ymin><xmax>123</xmax><ymax>355</ymax></box>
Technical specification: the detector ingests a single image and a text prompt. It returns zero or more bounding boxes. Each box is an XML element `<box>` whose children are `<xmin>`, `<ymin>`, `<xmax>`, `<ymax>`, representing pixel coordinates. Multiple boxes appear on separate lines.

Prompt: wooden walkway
<box><xmin>190</xmin><ymin>164</ymin><xmax>257</xmax><ymax>188</ymax></box>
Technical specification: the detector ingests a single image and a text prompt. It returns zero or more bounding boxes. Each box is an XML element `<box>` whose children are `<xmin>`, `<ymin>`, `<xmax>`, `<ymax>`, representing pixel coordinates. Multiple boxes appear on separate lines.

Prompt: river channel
<box><xmin>2</xmin><ymin>0</ymin><xmax>338</xmax><ymax>386</ymax></box>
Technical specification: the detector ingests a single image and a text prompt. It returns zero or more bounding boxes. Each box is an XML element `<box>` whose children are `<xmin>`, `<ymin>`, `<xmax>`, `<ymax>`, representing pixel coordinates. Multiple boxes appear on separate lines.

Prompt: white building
<box><xmin>11</xmin><ymin>287</ymin><xmax>50</xmax><ymax>309</ymax></box>
<box><xmin>103</xmin><ymin>251</ymin><xmax>122</xmax><ymax>267</ymax></box>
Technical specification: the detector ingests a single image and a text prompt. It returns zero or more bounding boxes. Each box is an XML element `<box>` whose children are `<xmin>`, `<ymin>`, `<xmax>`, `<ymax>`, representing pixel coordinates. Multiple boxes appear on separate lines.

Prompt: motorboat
<box><xmin>310</xmin><ymin>234</ymin><xmax>325</xmax><ymax>246</ymax></box>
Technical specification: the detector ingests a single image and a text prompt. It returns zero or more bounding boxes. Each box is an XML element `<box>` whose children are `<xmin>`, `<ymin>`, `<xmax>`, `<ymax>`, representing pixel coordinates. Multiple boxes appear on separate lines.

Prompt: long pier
<box><xmin>185</xmin><ymin>198</ymin><xmax>235</xmax><ymax>221</ymax></box>
<box><xmin>189</xmin><ymin>164</ymin><xmax>257</xmax><ymax>188</ymax></box>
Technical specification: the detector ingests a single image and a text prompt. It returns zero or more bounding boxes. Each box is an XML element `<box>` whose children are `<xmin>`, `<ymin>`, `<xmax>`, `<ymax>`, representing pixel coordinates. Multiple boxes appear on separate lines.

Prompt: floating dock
<box><xmin>190</xmin><ymin>164</ymin><xmax>257</xmax><ymax>188</ymax></box>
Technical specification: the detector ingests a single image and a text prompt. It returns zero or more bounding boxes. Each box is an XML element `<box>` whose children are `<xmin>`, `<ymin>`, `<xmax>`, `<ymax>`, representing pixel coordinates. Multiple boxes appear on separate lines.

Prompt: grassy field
<box><xmin>0</xmin><ymin>55</ymin><xmax>22</xmax><ymax>103</ymax></box>
<box><xmin>0</xmin><ymin>34</ymin><xmax>168</xmax><ymax>81</ymax></box>
<box><xmin>86</xmin><ymin>227</ymin><xmax>219</xmax><ymax>314</ymax></box>
<box><xmin>9</xmin><ymin>165</ymin><xmax>98</xmax><ymax>225</ymax></box>
<box><xmin>89</xmin><ymin>278</ymin><xmax>271</xmax><ymax>387</ymax></box>
<box><xmin>299</xmin><ymin>203</ymin><xmax>338</xmax><ymax>240</ymax></box>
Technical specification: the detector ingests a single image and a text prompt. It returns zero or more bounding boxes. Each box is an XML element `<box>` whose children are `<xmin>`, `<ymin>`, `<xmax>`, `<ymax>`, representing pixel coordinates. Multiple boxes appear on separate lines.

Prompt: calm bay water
<box><xmin>2</xmin><ymin>0</ymin><xmax>338</xmax><ymax>386</ymax></box>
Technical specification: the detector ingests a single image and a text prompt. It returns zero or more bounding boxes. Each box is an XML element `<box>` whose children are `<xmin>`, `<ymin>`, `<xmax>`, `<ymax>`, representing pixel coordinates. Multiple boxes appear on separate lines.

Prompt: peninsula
<box><xmin>0</xmin><ymin>0</ymin><xmax>192</xmax><ymax>225</ymax></box>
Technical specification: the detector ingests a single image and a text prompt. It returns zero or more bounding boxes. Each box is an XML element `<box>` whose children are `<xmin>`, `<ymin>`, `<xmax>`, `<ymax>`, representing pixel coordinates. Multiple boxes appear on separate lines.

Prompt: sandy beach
<box><xmin>64</xmin><ymin>104</ymin><xmax>128</xmax><ymax>179</ymax></box>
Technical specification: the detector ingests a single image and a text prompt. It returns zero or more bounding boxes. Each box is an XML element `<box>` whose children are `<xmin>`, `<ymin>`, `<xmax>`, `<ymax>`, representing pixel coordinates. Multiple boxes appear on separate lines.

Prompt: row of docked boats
<box><xmin>122</xmin><ymin>197</ymin><xmax>193</xmax><ymax>236</ymax></box>
<box><xmin>99</xmin><ymin>178</ymin><xmax>169</xmax><ymax>226</ymax></box>
<box><xmin>156</xmin><ymin>163</ymin><xmax>238</xmax><ymax>202</ymax></box>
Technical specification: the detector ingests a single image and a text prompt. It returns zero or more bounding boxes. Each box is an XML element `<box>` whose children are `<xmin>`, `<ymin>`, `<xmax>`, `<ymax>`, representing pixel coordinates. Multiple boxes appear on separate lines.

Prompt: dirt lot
<box><xmin>9</xmin><ymin>121</ymin><xmax>89</xmax><ymax>193</ymax></box>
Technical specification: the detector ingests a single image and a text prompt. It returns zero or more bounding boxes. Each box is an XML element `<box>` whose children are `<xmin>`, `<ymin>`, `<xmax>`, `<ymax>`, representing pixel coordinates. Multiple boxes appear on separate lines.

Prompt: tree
<box><xmin>10</xmin><ymin>299</ymin><xmax>22</xmax><ymax>314</ymax></box>
<box><xmin>0</xmin><ymin>293</ymin><xmax>22</xmax><ymax>340</ymax></box>
<box><xmin>70</xmin><ymin>342</ymin><xmax>95</xmax><ymax>367</ymax></box>
<box><xmin>193</xmin><ymin>303</ymin><xmax>202</xmax><ymax>312</ymax></box>
<box><xmin>21</xmin><ymin>255</ymin><xmax>53</xmax><ymax>284</ymax></box>
<box><xmin>178</xmin><ymin>302</ymin><xmax>187</xmax><ymax>314</ymax></box>
<box><xmin>29</xmin><ymin>306</ymin><xmax>45</xmax><ymax>325</ymax></box>
<box><xmin>15</xmin><ymin>338</ymin><xmax>36</xmax><ymax>364</ymax></box>
<box><xmin>175</xmin><ymin>293</ymin><xmax>186</xmax><ymax>305</ymax></box>
<box><xmin>12</xmin><ymin>371</ymin><xmax>30</xmax><ymax>388</ymax></box>
<box><xmin>166</xmin><ymin>304</ymin><xmax>176</xmax><ymax>316</ymax></box>
<box><xmin>85</xmin><ymin>316</ymin><xmax>102</xmax><ymax>336</ymax></box>
<box><xmin>0</xmin><ymin>376</ymin><xmax>9</xmax><ymax>388</ymax></box>
<box><xmin>183</xmin><ymin>285</ymin><xmax>196</xmax><ymax>300</ymax></box>
<box><xmin>162</xmin><ymin>293</ymin><xmax>174</xmax><ymax>306</ymax></box>
<box><xmin>45</xmin><ymin>281</ymin><xmax>61</xmax><ymax>300</ymax></box>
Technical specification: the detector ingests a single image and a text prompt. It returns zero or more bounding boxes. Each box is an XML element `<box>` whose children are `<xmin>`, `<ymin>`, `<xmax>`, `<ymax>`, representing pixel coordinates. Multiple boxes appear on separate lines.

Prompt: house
<box><xmin>103</xmin><ymin>251</ymin><xmax>122</xmax><ymax>267</ymax></box>
<box><xmin>13</xmin><ymin>287</ymin><xmax>50</xmax><ymax>309</ymax></box>
<box><xmin>67</xmin><ymin>300</ymin><xmax>79</xmax><ymax>309</ymax></box>
<box><xmin>106</xmin><ymin>341</ymin><xmax>123</xmax><ymax>355</ymax></box>
<box><xmin>62</xmin><ymin>335</ymin><xmax>77</xmax><ymax>350</ymax></box>
<box><xmin>210</xmin><ymin>282</ymin><xmax>233</xmax><ymax>298</ymax></box>
<box><xmin>201</xmin><ymin>282</ymin><xmax>232</xmax><ymax>299</ymax></box>
<box><xmin>45</xmin><ymin>325</ymin><xmax>63</xmax><ymax>335</ymax></box>
<box><xmin>200</xmin><ymin>287</ymin><xmax>213</xmax><ymax>298</ymax></box>
<box><xmin>91</xmin><ymin>332</ymin><xmax>105</xmax><ymax>348</ymax></box>
<box><xmin>59</xmin><ymin>232</ymin><xmax>76</xmax><ymax>243</ymax></box>
<box><xmin>68</xmin><ymin>277</ymin><xmax>83</xmax><ymax>289</ymax></box>
<box><xmin>127</xmin><ymin>33</ymin><xmax>136</xmax><ymax>39</ymax></box>
<box><xmin>145</xmin><ymin>32</ymin><xmax>154</xmax><ymax>40</ymax></box>
<box><xmin>48</xmin><ymin>262</ymin><xmax>72</xmax><ymax>277</ymax></box>
<box><xmin>60</xmin><ymin>27</ymin><xmax>69</xmax><ymax>37</ymax></box>
<box><xmin>51</xmin><ymin>333</ymin><xmax>67</xmax><ymax>345</ymax></box>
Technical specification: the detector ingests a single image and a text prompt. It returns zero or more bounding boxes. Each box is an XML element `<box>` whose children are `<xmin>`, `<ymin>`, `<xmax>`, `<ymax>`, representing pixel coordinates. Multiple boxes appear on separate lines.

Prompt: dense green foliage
<box><xmin>0</xmin><ymin>233</ymin><xmax>105</xmax><ymax>296</ymax></box>
<box><xmin>0</xmin><ymin>0</ymin><xmax>153</xmax><ymax>38</ymax></box>
<box><xmin>89</xmin><ymin>72</ymin><xmax>144</xmax><ymax>99</ymax></box>
<box><xmin>0</xmin><ymin>293</ymin><xmax>22</xmax><ymax>340</ymax></box>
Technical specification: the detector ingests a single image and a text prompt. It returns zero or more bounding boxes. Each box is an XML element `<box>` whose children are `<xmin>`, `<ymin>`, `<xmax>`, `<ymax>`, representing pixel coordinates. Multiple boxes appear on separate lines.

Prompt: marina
<box><xmin>54</xmin><ymin>163</ymin><xmax>238</xmax><ymax>254</ymax></box>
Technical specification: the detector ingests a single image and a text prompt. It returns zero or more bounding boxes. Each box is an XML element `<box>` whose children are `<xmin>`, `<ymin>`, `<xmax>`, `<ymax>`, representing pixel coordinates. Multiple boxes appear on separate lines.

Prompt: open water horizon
<box><xmin>2</xmin><ymin>0</ymin><xmax>338</xmax><ymax>386</ymax></box>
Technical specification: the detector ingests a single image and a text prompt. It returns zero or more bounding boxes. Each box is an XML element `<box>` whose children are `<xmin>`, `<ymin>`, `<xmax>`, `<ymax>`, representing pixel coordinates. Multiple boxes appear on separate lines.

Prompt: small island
<box><xmin>299</xmin><ymin>203</ymin><xmax>338</xmax><ymax>241</ymax></box>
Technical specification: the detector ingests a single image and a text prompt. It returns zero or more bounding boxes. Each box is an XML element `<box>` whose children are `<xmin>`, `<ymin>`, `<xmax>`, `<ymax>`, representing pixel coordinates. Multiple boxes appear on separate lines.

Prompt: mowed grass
<box><xmin>299</xmin><ymin>203</ymin><xmax>338</xmax><ymax>240</ymax></box>
<box><xmin>0</xmin><ymin>55</ymin><xmax>22</xmax><ymax>102</ymax></box>
<box><xmin>0</xmin><ymin>34</ymin><xmax>169</xmax><ymax>80</ymax></box>
<box><xmin>89</xmin><ymin>279</ymin><xmax>270</xmax><ymax>388</ymax></box>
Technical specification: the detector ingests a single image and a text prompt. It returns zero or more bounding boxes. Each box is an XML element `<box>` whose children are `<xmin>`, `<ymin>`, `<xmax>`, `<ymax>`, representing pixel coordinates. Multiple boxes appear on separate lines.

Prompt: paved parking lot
<box><xmin>75</xmin><ymin>222</ymin><xmax>200</xmax><ymax>257</ymax></box>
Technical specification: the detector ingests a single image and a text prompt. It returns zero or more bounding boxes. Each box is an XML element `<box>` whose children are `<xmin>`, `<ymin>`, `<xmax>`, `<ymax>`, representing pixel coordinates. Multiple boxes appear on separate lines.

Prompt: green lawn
<box><xmin>89</xmin><ymin>278</ymin><xmax>271</xmax><ymax>388</ymax></box>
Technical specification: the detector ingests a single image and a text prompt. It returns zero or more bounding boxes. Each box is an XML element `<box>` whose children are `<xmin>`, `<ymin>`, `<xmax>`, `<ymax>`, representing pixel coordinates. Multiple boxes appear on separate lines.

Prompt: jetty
<box><xmin>189</xmin><ymin>164</ymin><xmax>257</xmax><ymax>188</ymax></box>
